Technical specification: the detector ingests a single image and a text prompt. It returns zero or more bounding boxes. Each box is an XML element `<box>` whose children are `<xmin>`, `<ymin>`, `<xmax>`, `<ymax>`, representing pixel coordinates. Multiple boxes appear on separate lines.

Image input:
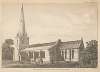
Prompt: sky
<box><xmin>0</xmin><ymin>3</ymin><xmax>97</xmax><ymax>45</ymax></box>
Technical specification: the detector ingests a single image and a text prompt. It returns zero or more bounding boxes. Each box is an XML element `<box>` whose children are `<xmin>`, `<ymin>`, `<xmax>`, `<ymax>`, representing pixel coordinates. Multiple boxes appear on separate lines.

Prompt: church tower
<box><xmin>14</xmin><ymin>4</ymin><xmax>29</xmax><ymax>61</ymax></box>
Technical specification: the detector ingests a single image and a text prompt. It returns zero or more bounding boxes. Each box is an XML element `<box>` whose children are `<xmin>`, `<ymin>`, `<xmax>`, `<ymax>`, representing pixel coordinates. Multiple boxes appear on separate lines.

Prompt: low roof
<box><xmin>22</xmin><ymin>45</ymin><xmax>52</xmax><ymax>52</ymax></box>
<box><xmin>29</xmin><ymin>40</ymin><xmax>82</xmax><ymax>49</ymax></box>
<box><xmin>29</xmin><ymin>42</ymin><xmax>56</xmax><ymax>48</ymax></box>
<box><xmin>60</xmin><ymin>40</ymin><xmax>82</xmax><ymax>49</ymax></box>
<box><xmin>22</xmin><ymin>39</ymin><xmax>83</xmax><ymax>52</ymax></box>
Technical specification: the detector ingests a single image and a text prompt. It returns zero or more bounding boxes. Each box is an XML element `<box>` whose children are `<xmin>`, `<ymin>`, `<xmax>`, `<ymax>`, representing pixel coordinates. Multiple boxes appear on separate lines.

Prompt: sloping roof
<box><xmin>22</xmin><ymin>40</ymin><xmax>83</xmax><ymax>52</ymax></box>
<box><xmin>29</xmin><ymin>42</ymin><xmax>56</xmax><ymax>48</ymax></box>
<box><xmin>29</xmin><ymin>40</ymin><xmax>82</xmax><ymax>49</ymax></box>
<box><xmin>22</xmin><ymin>42</ymin><xmax>56</xmax><ymax>52</ymax></box>
<box><xmin>59</xmin><ymin>40</ymin><xmax>82</xmax><ymax>49</ymax></box>
<box><xmin>22</xmin><ymin>46</ymin><xmax>52</xmax><ymax>52</ymax></box>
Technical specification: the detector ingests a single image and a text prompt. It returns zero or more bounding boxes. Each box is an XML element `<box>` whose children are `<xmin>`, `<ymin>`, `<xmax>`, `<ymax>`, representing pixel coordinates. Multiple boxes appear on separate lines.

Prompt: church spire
<box><xmin>16</xmin><ymin>3</ymin><xmax>29</xmax><ymax>49</ymax></box>
<box><xmin>20</xmin><ymin>3</ymin><xmax>26</xmax><ymax>36</ymax></box>
<box><xmin>15</xmin><ymin>3</ymin><xmax>29</xmax><ymax>61</ymax></box>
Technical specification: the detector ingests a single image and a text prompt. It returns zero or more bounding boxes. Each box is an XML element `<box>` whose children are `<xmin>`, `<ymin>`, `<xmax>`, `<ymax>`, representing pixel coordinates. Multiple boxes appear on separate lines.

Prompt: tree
<box><xmin>80</xmin><ymin>40</ymin><xmax>98</xmax><ymax>68</ymax></box>
<box><xmin>2</xmin><ymin>39</ymin><xmax>14</xmax><ymax>60</ymax></box>
<box><xmin>86</xmin><ymin>40</ymin><xmax>98</xmax><ymax>67</ymax></box>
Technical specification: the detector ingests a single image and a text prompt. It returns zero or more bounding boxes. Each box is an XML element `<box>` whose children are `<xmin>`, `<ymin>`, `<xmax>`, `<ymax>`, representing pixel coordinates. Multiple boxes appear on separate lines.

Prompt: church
<box><xmin>14</xmin><ymin>4</ymin><xmax>84</xmax><ymax>64</ymax></box>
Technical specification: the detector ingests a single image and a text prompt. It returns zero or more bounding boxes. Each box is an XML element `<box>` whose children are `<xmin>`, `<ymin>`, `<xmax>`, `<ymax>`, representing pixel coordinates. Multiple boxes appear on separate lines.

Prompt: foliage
<box><xmin>2</xmin><ymin>39</ymin><xmax>14</xmax><ymax>60</ymax></box>
<box><xmin>80</xmin><ymin>40</ymin><xmax>98</xmax><ymax>68</ymax></box>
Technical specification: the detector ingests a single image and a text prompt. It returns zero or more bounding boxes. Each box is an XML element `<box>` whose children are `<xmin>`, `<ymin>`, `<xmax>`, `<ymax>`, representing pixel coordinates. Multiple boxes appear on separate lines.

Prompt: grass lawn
<box><xmin>2</xmin><ymin>61</ymin><xmax>80</xmax><ymax>68</ymax></box>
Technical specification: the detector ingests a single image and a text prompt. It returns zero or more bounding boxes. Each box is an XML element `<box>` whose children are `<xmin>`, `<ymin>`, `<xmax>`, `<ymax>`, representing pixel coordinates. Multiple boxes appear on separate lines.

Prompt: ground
<box><xmin>2</xmin><ymin>61</ymin><xmax>80</xmax><ymax>68</ymax></box>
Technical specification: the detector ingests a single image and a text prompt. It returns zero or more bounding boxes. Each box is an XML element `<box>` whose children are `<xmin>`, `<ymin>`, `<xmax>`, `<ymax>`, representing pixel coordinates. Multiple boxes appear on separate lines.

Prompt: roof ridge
<box><xmin>62</xmin><ymin>40</ymin><xmax>81</xmax><ymax>43</ymax></box>
<box><xmin>29</xmin><ymin>39</ymin><xmax>82</xmax><ymax>48</ymax></box>
<box><xmin>29</xmin><ymin>41</ymin><xmax>56</xmax><ymax>48</ymax></box>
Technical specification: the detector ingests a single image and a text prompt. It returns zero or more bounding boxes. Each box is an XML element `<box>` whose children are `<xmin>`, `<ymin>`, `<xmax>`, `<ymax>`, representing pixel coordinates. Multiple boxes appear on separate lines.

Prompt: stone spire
<box><xmin>19</xmin><ymin>3</ymin><xmax>27</xmax><ymax>36</ymax></box>
<box><xmin>16</xmin><ymin>3</ymin><xmax>29</xmax><ymax>49</ymax></box>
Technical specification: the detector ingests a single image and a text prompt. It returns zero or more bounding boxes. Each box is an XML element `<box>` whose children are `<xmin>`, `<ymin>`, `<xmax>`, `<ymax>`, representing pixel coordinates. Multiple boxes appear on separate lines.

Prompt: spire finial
<box><xmin>81</xmin><ymin>37</ymin><xmax>83</xmax><ymax>40</ymax></box>
<box><xmin>21</xmin><ymin>3</ymin><xmax>23</xmax><ymax>9</ymax></box>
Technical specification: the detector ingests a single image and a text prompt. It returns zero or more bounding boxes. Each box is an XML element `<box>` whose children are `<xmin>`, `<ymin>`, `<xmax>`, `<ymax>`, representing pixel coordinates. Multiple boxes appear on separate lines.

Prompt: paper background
<box><xmin>0</xmin><ymin>0</ymin><xmax>99</xmax><ymax>72</ymax></box>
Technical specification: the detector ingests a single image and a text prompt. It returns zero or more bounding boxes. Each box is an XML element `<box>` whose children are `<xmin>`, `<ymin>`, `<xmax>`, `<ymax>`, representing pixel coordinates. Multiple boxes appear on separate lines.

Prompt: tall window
<box><xmin>61</xmin><ymin>50</ymin><xmax>64</xmax><ymax>56</ymax></box>
<box><xmin>65</xmin><ymin>49</ymin><xmax>67</xmax><ymax>59</ymax></box>
<box><xmin>34</xmin><ymin>52</ymin><xmax>39</xmax><ymax>59</ymax></box>
<box><xmin>72</xmin><ymin>49</ymin><xmax>74</xmax><ymax>59</ymax></box>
